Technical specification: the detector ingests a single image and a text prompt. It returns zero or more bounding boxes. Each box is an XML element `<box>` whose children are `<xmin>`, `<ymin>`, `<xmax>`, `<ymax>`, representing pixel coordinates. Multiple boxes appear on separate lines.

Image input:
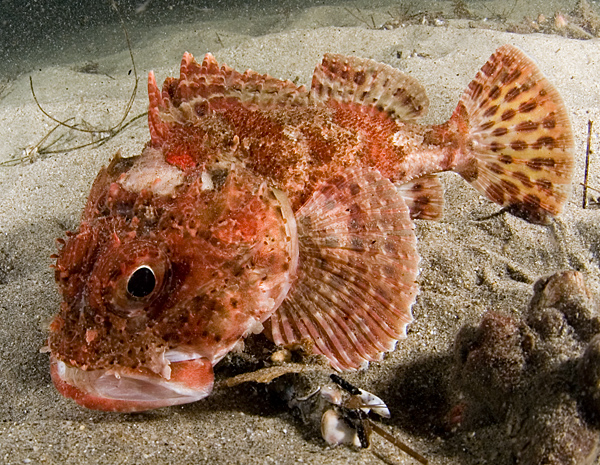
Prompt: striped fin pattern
<box><xmin>266</xmin><ymin>168</ymin><xmax>419</xmax><ymax>371</ymax></box>
<box><xmin>396</xmin><ymin>175</ymin><xmax>444</xmax><ymax>220</ymax></box>
<box><xmin>311</xmin><ymin>54</ymin><xmax>430</xmax><ymax>122</ymax></box>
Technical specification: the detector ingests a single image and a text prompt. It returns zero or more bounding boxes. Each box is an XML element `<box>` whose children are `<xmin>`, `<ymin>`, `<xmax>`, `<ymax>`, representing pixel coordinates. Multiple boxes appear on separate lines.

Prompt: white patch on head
<box><xmin>119</xmin><ymin>146</ymin><xmax>184</xmax><ymax>196</ymax></box>
<box><xmin>201</xmin><ymin>171</ymin><xmax>214</xmax><ymax>190</ymax></box>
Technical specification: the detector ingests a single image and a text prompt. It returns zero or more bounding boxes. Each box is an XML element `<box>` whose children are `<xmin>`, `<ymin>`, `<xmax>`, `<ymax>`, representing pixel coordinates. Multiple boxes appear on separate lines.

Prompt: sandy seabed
<box><xmin>0</xmin><ymin>1</ymin><xmax>599</xmax><ymax>463</ymax></box>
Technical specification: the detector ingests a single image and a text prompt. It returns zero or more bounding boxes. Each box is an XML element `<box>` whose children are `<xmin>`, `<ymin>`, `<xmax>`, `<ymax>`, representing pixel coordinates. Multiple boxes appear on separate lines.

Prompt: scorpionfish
<box><xmin>48</xmin><ymin>45</ymin><xmax>573</xmax><ymax>411</ymax></box>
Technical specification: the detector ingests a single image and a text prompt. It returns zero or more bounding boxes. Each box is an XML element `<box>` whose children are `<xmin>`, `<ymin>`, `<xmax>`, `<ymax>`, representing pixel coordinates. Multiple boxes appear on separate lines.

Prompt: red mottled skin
<box><xmin>149</xmin><ymin>75</ymin><xmax>466</xmax><ymax>210</ymax></box>
<box><xmin>49</xmin><ymin>54</ymin><xmax>459</xmax><ymax>411</ymax></box>
<box><xmin>51</xmin><ymin>158</ymin><xmax>295</xmax><ymax>367</ymax></box>
<box><xmin>48</xmin><ymin>48</ymin><xmax>573</xmax><ymax>411</ymax></box>
<box><xmin>50</xmin><ymin>144</ymin><xmax>297</xmax><ymax>410</ymax></box>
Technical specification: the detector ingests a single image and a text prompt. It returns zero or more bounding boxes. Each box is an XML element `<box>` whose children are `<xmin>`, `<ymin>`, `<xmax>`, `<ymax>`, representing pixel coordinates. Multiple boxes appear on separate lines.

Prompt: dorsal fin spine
<box><xmin>310</xmin><ymin>54</ymin><xmax>430</xmax><ymax>122</ymax></box>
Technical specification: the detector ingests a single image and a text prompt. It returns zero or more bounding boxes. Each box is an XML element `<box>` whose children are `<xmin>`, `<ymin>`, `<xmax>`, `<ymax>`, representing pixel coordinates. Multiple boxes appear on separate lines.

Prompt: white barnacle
<box><xmin>201</xmin><ymin>170</ymin><xmax>214</xmax><ymax>190</ymax></box>
<box><xmin>392</xmin><ymin>130</ymin><xmax>405</xmax><ymax>147</ymax></box>
<box><xmin>391</xmin><ymin>129</ymin><xmax>423</xmax><ymax>149</ymax></box>
<box><xmin>119</xmin><ymin>146</ymin><xmax>184</xmax><ymax>196</ymax></box>
<box><xmin>283</xmin><ymin>125</ymin><xmax>302</xmax><ymax>142</ymax></box>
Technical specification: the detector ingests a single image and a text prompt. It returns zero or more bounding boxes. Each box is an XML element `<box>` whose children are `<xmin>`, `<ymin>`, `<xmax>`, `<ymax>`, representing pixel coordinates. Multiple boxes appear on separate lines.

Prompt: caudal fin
<box><xmin>452</xmin><ymin>45</ymin><xmax>574</xmax><ymax>224</ymax></box>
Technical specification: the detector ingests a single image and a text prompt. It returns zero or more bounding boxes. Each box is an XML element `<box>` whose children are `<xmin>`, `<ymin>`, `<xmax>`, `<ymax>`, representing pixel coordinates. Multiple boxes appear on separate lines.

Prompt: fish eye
<box><xmin>126</xmin><ymin>265</ymin><xmax>156</xmax><ymax>299</ymax></box>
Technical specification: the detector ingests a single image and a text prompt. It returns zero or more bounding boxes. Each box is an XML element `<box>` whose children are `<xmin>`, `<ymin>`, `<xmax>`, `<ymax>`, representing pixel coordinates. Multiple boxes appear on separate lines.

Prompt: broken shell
<box><xmin>356</xmin><ymin>387</ymin><xmax>391</xmax><ymax>418</ymax></box>
<box><xmin>536</xmin><ymin>270</ymin><xmax>592</xmax><ymax>308</ymax></box>
<box><xmin>555</xmin><ymin>12</ymin><xmax>568</xmax><ymax>29</ymax></box>
<box><xmin>320</xmin><ymin>384</ymin><xmax>343</xmax><ymax>405</ymax></box>
<box><xmin>529</xmin><ymin>270</ymin><xmax>599</xmax><ymax>341</ymax></box>
<box><xmin>321</xmin><ymin>409</ymin><xmax>361</xmax><ymax>447</ymax></box>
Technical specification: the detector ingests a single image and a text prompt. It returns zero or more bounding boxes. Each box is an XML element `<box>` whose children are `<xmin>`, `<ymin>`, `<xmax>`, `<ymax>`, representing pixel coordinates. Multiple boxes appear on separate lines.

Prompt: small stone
<box><xmin>529</xmin><ymin>271</ymin><xmax>599</xmax><ymax>341</ymax></box>
<box><xmin>578</xmin><ymin>334</ymin><xmax>600</xmax><ymax>422</ymax></box>
<box><xmin>270</xmin><ymin>348</ymin><xmax>292</xmax><ymax>364</ymax></box>
<box><xmin>453</xmin><ymin>311</ymin><xmax>531</xmax><ymax>421</ymax></box>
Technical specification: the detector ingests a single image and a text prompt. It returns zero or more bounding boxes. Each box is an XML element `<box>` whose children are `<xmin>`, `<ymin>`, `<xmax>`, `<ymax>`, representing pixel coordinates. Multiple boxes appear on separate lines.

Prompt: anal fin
<box><xmin>396</xmin><ymin>175</ymin><xmax>444</xmax><ymax>220</ymax></box>
<box><xmin>264</xmin><ymin>168</ymin><xmax>419</xmax><ymax>371</ymax></box>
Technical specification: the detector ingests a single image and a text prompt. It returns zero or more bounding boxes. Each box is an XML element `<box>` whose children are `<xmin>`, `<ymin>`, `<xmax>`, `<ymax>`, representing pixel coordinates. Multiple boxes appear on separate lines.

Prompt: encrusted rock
<box><xmin>528</xmin><ymin>270</ymin><xmax>600</xmax><ymax>341</ymax></box>
<box><xmin>579</xmin><ymin>334</ymin><xmax>600</xmax><ymax>423</ymax></box>
<box><xmin>512</xmin><ymin>394</ymin><xmax>600</xmax><ymax>465</ymax></box>
<box><xmin>454</xmin><ymin>312</ymin><xmax>532</xmax><ymax>421</ymax></box>
<box><xmin>449</xmin><ymin>271</ymin><xmax>600</xmax><ymax>464</ymax></box>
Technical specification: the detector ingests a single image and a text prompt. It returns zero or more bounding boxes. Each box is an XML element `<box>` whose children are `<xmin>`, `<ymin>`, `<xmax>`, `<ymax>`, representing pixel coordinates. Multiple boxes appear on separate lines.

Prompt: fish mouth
<box><xmin>50</xmin><ymin>354</ymin><xmax>214</xmax><ymax>412</ymax></box>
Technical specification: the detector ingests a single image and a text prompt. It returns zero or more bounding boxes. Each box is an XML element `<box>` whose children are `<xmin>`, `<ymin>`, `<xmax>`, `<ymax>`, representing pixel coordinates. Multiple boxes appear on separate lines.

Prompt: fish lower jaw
<box><xmin>50</xmin><ymin>355</ymin><xmax>214</xmax><ymax>412</ymax></box>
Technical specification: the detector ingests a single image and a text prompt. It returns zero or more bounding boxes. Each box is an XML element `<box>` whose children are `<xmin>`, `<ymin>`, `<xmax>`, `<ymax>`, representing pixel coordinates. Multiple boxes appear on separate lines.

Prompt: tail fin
<box><xmin>452</xmin><ymin>45</ymin><xmax>574</xmax><ymax>225</ymax></box>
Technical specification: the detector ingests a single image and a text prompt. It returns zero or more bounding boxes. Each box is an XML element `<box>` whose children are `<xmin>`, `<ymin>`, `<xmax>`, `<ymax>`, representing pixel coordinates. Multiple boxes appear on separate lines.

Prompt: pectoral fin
<box><xmin>265</xmin><ymin>168</ymin><xmax>419</xmax><ymax>371</ymax></box>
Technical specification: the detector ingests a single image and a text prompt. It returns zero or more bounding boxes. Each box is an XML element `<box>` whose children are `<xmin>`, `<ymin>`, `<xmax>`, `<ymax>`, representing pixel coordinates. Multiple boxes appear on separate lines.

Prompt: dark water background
<box><xmin>0</xmin><ymin>0</ymin><xmax>330</xmax><ymax>77</ymax></box>
<box><xmin>0</xmin><ymin>0</ymin><xmax>582</xmax><ymax>78</ymax></box>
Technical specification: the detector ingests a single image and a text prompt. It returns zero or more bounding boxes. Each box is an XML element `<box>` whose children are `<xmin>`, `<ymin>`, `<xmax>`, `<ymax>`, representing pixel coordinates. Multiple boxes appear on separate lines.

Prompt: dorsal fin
<box><xmin>148</xmin><ymin>52</ymin><xmax>310</xmax><ymax>144</ymax></box>
<box><xmin>177</xmin><ymin>53</ymin><xmax>309</xmax><ymax>107</ymax></box>
<box><xmin>396</xmin><ymin>175</ymin><xmax>444</xmax><ymax>220</ymax></box>
<box><xmin>264</xmin><ymin>168</ymin><xmax>419</xmax><ymax>371</ymax></box>
<box><xmin>310</xmin><ymin>54</ymin><xmax>429</xmax><ymax>122</ymax></box>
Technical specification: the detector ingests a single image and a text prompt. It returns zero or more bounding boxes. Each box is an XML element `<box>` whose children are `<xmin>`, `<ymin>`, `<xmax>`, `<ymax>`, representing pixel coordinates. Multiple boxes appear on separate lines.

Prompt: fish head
<box><xmin>48</xmin><ymin>150</ymin><xmax>299</xmax><ymax>412</ymax></box>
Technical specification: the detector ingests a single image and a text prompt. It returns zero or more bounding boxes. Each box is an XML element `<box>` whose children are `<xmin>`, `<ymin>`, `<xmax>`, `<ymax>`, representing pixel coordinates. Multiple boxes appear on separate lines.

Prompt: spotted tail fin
<box><xmin>452</xmin><ymin>45</ymin><xmax>574</xmax><ymax>224</ymax></box>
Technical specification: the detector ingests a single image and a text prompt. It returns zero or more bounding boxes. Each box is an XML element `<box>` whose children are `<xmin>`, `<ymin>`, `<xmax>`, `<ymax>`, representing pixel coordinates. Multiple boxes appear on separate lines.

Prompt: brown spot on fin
<box><xmin>264</xmin><ymin>168</ymin><xmax>419</xmax><ymax>371</ymax></box>
<box><xmin>148</xmin><ymin>52</ymin><xmax>309</xmax><ymax>144</ymax></box>
<box><xmin>396</xmin><ymin>175</ymin><xmax>444</xmax><ymax>220</ymax></box>
<box><xmin>310</xmin><ymin>54</ymin><xmax>430</xmax><ymax>122</ymax></box>
<box><xmin>452</xmin><ymin>45</ymin><xmax>574</xmax><ymax>225</ymax></box>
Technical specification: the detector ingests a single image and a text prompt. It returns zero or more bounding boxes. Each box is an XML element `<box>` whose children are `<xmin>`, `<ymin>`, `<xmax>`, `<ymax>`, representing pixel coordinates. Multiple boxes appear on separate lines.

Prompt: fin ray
<box><xmin>148</xmin><ymin>52</ymin><xmax>309</xmax><ymax>143</ymax></box>
<box><xmin>396</xmin><ymin>175</ymin><xmax>444</xmax><ymax>220</ymax></box>
<box><xmin>453</xmin><ymin>45</ymin><xmax>574</xmax><ymax>224</ymax></box>
<box><xmin>265</xmin><ymin>168</ymin><xmax>419</xmax><ymax>371</ymax></box>
<box><xmin>311</xmin><ymin>54</ymin><xmax>430</xmax><ymax>122</ymax></box>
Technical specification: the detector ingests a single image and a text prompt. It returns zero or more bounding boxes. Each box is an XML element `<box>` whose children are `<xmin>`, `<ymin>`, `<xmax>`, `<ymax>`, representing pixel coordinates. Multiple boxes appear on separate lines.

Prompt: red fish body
<box><xmin>48</xmin><ymin>45</ymin><xmax>573</xmax><ymax>411</ymax></box>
